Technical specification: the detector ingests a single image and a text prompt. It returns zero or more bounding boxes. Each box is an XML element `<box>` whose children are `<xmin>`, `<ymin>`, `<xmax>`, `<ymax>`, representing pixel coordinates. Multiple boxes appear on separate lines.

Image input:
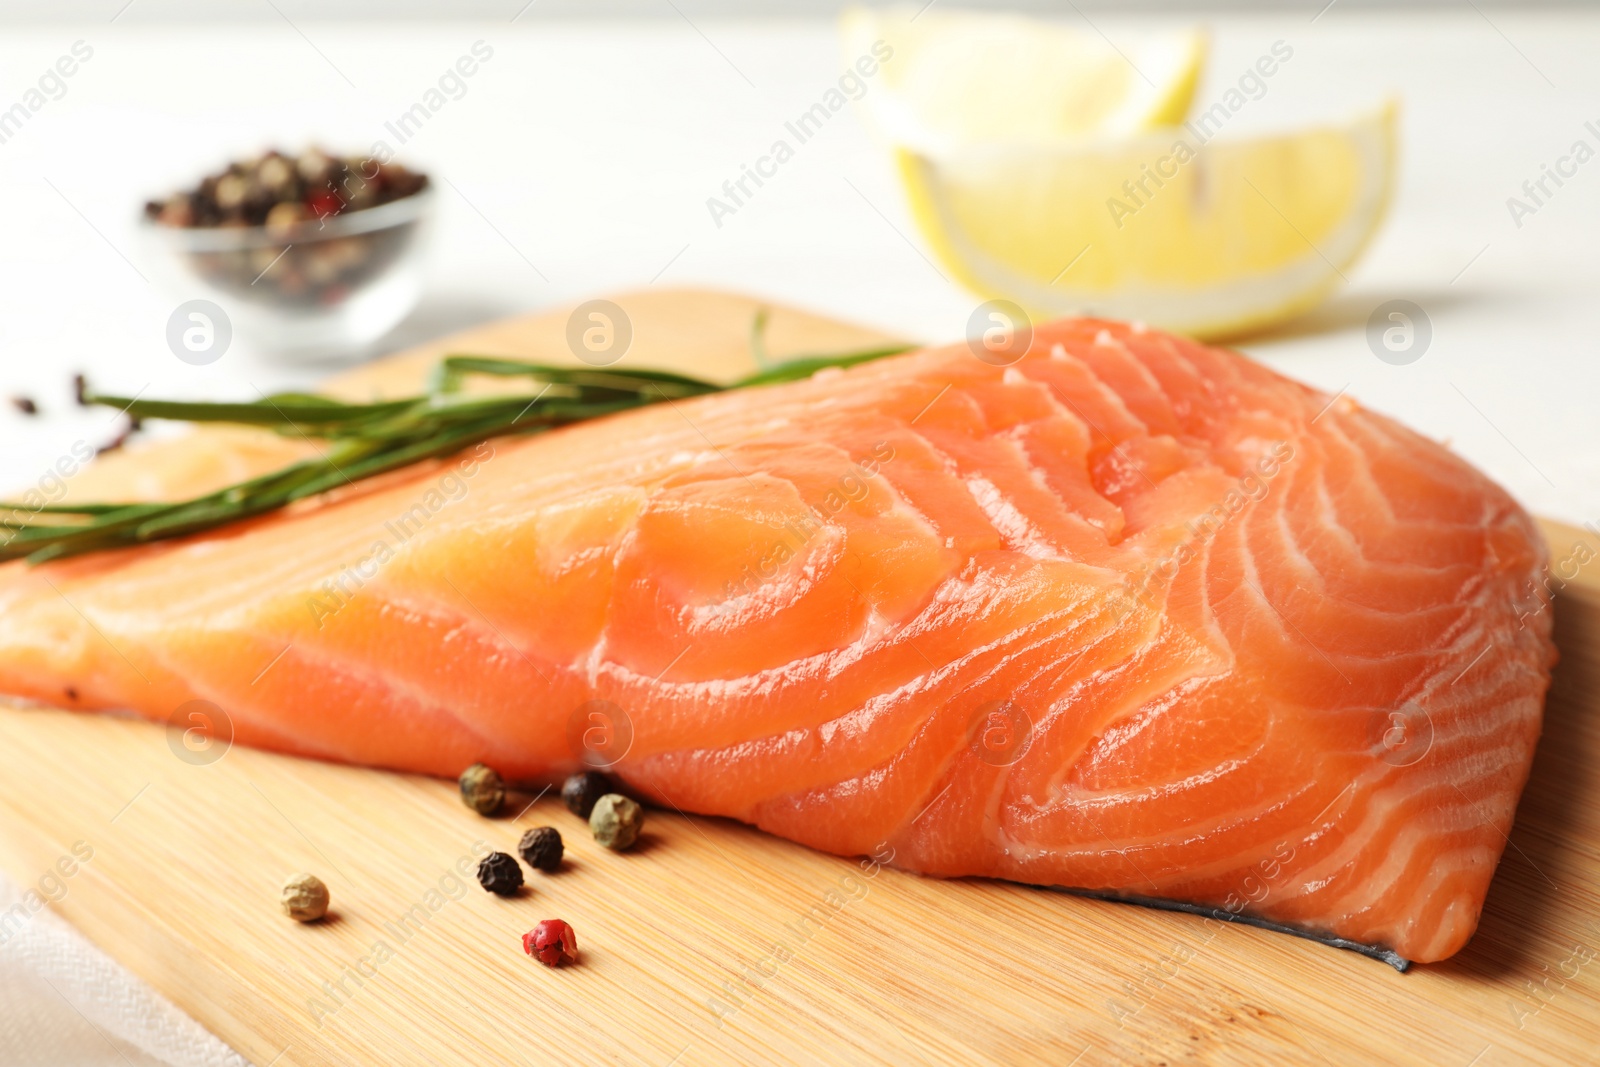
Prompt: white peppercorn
<box><xmin>281</xmin><ymin>873</ymin><xmax>329</xmax><ymax>922</ymax></box>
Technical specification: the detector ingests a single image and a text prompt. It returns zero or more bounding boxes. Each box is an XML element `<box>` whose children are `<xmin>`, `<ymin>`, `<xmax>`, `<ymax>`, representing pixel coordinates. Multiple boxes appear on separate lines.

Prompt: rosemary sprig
<box><xmin>0</xmin><ymin>332</ymin><xmax>914</xmax><ymax>565</ymax></box>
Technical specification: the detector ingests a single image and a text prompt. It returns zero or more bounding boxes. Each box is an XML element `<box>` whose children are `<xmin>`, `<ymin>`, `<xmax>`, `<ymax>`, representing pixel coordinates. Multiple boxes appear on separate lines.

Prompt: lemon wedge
<box><xmin>842</xmin><ymin>7</ymin><xmax>1396</xmax><ymax>339</ymax></box>
<box><xmin>842</xmin><ymin>7</ymin><xmax>1207</xmax><ymax>152</ymax></box>
<box><xmin>896</xmin><ymin>103</ymin><xmax>1398</xmax><ymax>340</ymax></box>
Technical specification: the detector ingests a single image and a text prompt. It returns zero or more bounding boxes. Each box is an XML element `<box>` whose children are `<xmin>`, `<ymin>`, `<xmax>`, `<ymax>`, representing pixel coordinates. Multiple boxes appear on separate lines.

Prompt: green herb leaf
<box><xmin>0</xmin><ymin>323</ymin><xmax>912</xmax><ymax>564</ymax></box>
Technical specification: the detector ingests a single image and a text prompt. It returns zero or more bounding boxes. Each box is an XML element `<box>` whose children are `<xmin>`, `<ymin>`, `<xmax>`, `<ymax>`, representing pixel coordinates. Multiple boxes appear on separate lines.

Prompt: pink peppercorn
<box><xmin>523</xmin><ymin>919</ymin><xmax>578</xmax><ymax>967</ymax></box>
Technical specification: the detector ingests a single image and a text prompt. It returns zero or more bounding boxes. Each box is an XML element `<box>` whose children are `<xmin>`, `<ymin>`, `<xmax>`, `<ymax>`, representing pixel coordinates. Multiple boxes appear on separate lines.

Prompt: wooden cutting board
<box><xmin>1</xmin><ymin>292</ymin><xmax>1596</xmax><ymax>1067</ymax></box>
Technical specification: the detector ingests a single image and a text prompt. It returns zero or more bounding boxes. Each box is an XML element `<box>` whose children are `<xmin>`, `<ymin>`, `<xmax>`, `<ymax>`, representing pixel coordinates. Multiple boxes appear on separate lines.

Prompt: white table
<box><xmin>1</xmin><ymin>10</ymin><xmax>1596</xmax><ymax>1064</ymax></box>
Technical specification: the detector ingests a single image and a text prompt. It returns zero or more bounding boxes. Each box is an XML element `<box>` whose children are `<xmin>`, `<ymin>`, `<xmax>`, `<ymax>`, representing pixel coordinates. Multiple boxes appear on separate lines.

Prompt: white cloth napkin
<box><xmin>0</xmin><ymin>873</ymin><xmax>252</xmax><ymax>1067</ymax></box>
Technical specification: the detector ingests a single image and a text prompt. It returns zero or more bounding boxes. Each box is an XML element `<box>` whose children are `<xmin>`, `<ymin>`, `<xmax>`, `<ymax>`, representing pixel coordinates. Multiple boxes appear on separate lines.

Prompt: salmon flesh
<box><xmin>0</xmin><ymin>318</ymin><xmax>1554</xmax><ymax>964</ymax></box>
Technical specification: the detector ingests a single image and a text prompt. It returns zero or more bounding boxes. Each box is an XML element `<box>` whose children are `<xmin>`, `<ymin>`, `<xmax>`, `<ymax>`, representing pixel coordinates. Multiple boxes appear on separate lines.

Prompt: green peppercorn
<box><xmin>459</xmin><ymin>762</ymin><xmax>505</xmax><ymax>816</ymax></box>
<box><xmin>589</xmin><ymin>793</ymin><xmax>643</xmax><ymax>851</ymax></box>
<box><xmin>477</xmin><ymin>851</ymin><xmax>524</xmax><ymax>896</ymax></box>
<box><xmin>561</xmin><ymin>771</ymin><xmax>613</xmax><ymax>818</ymax></box>
<box><xmin>281</xmin><ymin>873</ymin><xmax>329</xmax><ymax>922</ymax></box>
<box><xmin>518</xmin><ymin>826</ymin><xmax>564</xmax><ymax>872</ymax></box>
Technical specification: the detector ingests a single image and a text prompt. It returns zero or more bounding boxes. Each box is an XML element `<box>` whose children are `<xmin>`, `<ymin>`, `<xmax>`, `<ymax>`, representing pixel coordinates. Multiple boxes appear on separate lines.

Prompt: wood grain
<box><xmin>1</xmin><ymin>299</ymin><xmax>1596</xmax><ymax>1066</ymax></box>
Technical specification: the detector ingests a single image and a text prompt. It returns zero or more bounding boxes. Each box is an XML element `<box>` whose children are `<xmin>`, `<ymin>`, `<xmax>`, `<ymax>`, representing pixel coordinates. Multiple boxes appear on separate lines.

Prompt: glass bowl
<box><xmin>142</xmin><ymin>187</ymin><xmax>434</xmax><ymax>360</ymax></box>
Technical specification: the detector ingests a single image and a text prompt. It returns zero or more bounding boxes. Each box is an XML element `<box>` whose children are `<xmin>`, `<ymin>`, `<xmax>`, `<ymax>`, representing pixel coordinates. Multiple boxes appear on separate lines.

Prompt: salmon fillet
<box><xmin>0</xmin><ymin>317</ymin><xmax>1554</xmax><ymax>964</ymax></box>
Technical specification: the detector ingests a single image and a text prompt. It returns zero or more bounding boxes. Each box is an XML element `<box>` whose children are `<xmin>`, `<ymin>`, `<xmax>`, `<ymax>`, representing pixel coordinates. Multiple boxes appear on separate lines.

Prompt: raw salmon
<box><xmin>0</xmin><ymin>317</ymin><xmax>1554</xmax><ymax>964</ymax></box>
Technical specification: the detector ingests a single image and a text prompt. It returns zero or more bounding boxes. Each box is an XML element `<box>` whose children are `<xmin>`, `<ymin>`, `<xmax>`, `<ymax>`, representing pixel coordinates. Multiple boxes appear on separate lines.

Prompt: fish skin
<box><xmin>0</xmin><ymin>318</ymin><xmax>1554</xmax><ymax>963</ymax></box>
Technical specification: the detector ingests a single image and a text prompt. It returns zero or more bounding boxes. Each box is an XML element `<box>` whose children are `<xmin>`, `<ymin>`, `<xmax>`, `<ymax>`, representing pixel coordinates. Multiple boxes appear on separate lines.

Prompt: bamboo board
<box><xmin>1</xmin><ymin>292</ymin><xmax>1597</xmax><ymax>1066</ymax></box>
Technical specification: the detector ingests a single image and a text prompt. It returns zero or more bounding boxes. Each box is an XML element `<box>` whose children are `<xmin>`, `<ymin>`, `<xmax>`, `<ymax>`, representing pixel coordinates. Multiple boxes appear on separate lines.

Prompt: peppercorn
<box><xmin>281</xmin><ymin>873</ymin><xmax>329</xmax><ymax>922</ymax></box>
<box><xmin>10</xmin><ymin>396</ymin><xmax>37</xmax><ymax>415</ymax></box>
<box><xmin>264</xmin><ymin>201</ymin><xmax>307</xmax><ymax>237</ymax></box>
<box><xmin>561</xmin><ymin>771</ymin><xmax>613</xmax><ymax>819</ymax></box>
<box><xmin>518</xmin><ymin>827</ymin><xmax>563</xmax><ymax>872</ymax></box>
<box><xmin>523</xmin><ymin>919</ymin><xmax>578</xmax><ymax>967</ymax></box>
<box><xmin>477</xmin><ymin>851</ymin><xmax>524</xmax><ymax>896</ymax></box>
<box><xmin>297</xmin><ymin>148</ymin><xmax>335</xmax><ymax>184</ymax></box>
<box><xmin>307</xmin><ymin>189</ymin><xmax>345</xmax><ymax>221</ymax></box>
<box><xmin>589</xmin><ymin>793</ymin><xmax>643</xmax><ymax>851</ymax></box>
<box><xmin>257</xmin><ymin>153</ymin><xmax>295</xmax><ymax>195</ymax></box>
<box><xmin>459</xmin><ymin>762</ymin><xmax>505</xmax><ymax>816</ymax></box>
<box><xmin>143</xmin><ymin>148</ymin><xmax>427</xmax><ymax>233</ymax></box>
<box><xmin>213</xmin><ymin>173</ymin><xmax>250</xmax><ymax>213</ymax></box>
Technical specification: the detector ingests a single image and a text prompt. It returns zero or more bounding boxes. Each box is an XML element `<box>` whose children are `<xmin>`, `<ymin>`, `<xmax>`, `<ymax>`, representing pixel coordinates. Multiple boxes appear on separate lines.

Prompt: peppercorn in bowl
<box><xmin>143</xmin><ymin>148</ymin><xmax>433</xmax><ymax>359</ymax></box>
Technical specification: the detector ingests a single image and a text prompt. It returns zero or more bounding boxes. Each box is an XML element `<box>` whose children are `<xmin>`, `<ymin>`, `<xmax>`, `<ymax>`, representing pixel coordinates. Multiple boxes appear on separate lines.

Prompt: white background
<box><xmin>1</xmin><ymin>6</ymin><xmax>1598</xmax><ymax>1063</ymax></box>
<box><xmin>0</xmin><ymin>9</ymin><xmax>1598</xmax><ymax>527</ymax></box>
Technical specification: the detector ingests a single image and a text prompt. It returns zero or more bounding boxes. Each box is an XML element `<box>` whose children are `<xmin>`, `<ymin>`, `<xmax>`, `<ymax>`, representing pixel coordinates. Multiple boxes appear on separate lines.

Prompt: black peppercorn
<box><xmin>518</xmin><ymin>827</ymin><xmax>564</xmax><ymax>872</ymax></box>
<box><xmin>476</xmin><ymin>851</ymin><xmax>524</xmax><ymax>896</ymax></box>
<box><xmin>561</xmin><ymin>771</ymin><xmax>613</xmax><ymax>819</ymax></box>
